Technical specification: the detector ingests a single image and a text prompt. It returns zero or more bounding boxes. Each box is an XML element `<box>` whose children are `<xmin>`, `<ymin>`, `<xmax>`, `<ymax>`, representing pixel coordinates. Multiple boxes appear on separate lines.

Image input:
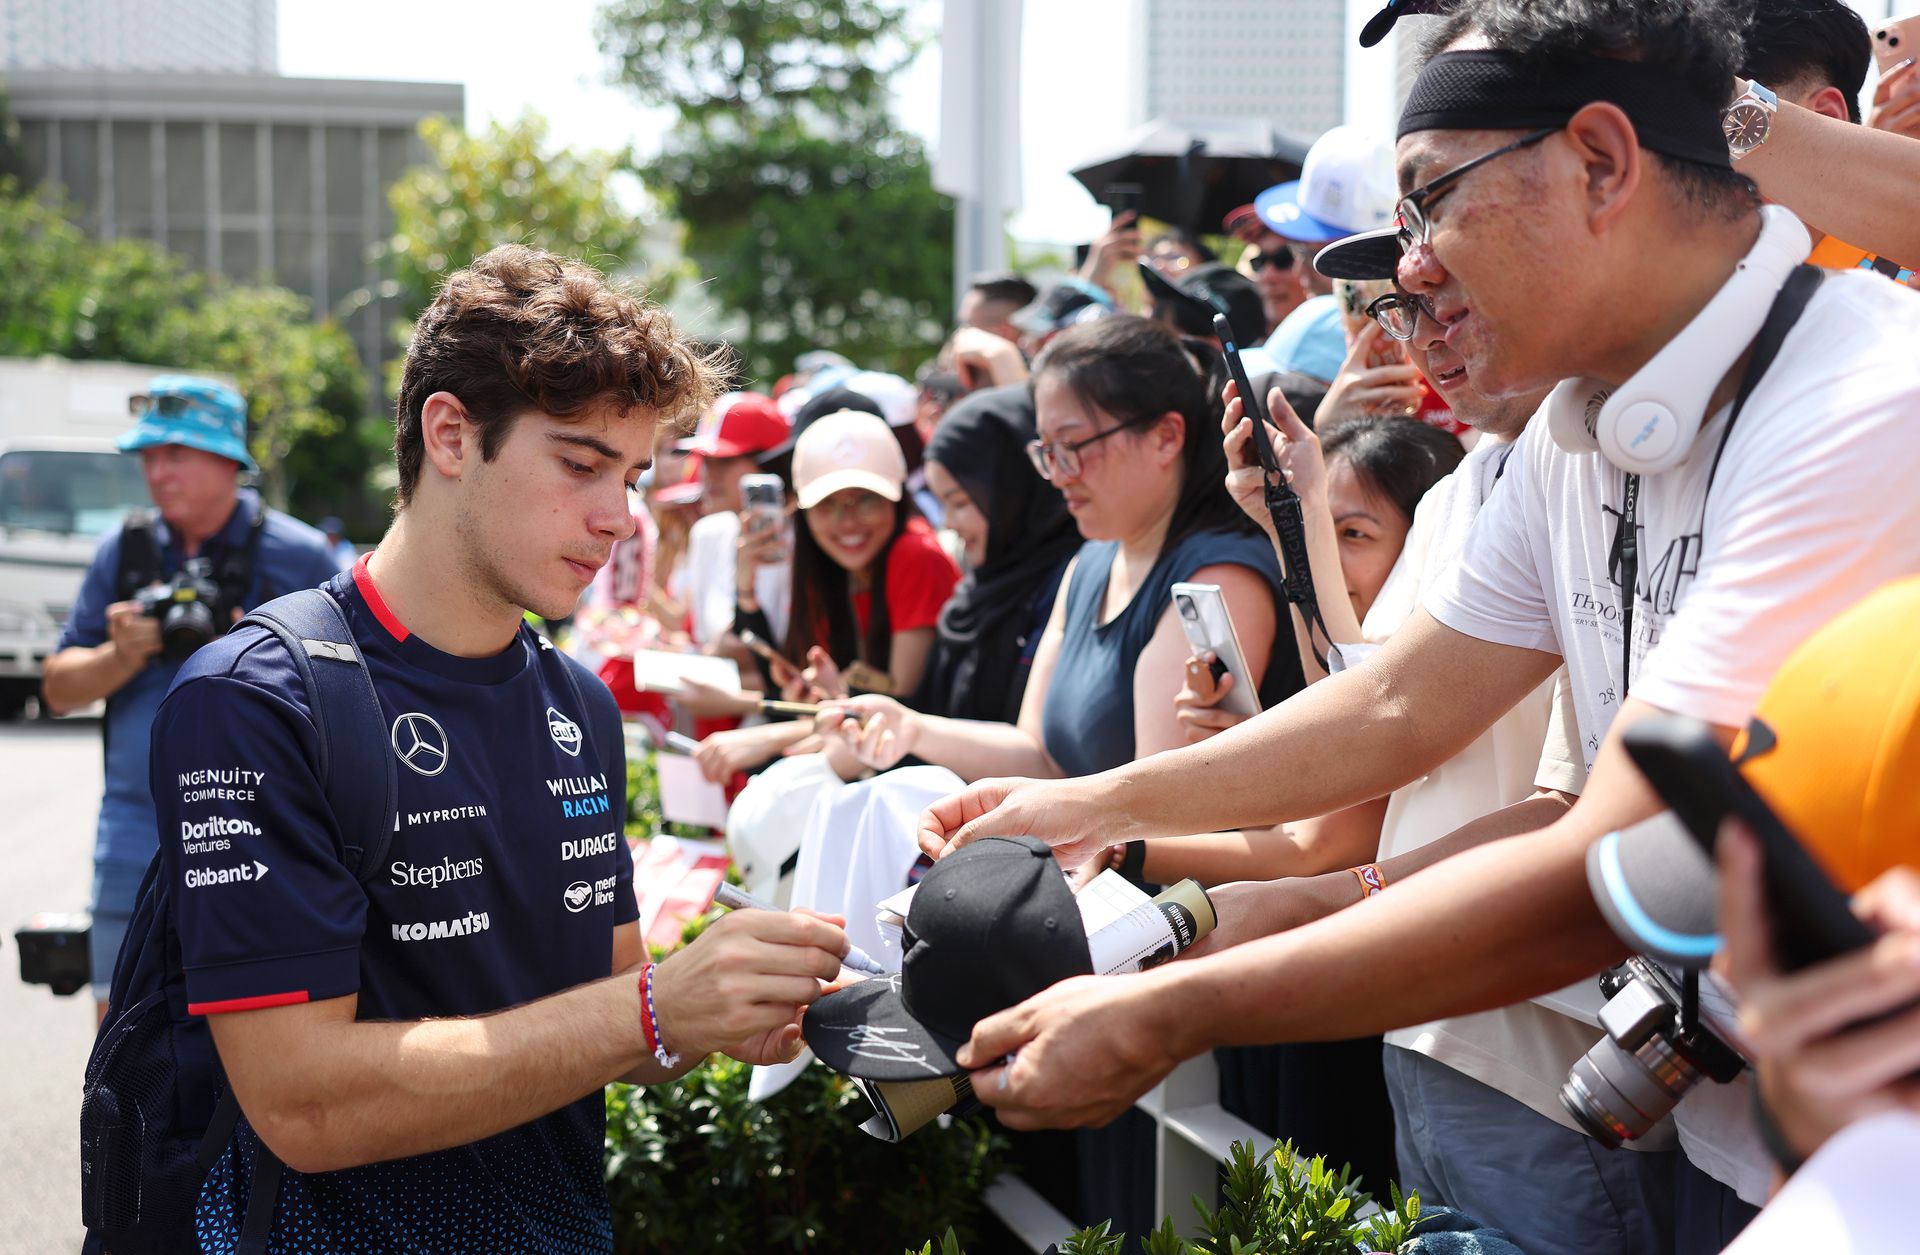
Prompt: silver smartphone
<box><xmin>1170</xmin><ymin>581</ymin><xmax>1260</xmax><ymax>718</ymax></box>
<box><xmin>740</xmin><ymin>474</ymin><xmax>785</xmax><ymax>530</ymax></box>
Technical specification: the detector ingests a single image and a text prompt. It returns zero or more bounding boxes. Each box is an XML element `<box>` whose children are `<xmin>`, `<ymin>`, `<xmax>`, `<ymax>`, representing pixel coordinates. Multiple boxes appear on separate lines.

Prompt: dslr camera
<box><xmin>1559</xmin><ymin>956</ymin><xmax>1745</xmax><ymax>1147</ymax></box>
<box><xmin>132</xmin><ymin>556</ymin><xmax>227</xmax><ymax>660</ymax></box>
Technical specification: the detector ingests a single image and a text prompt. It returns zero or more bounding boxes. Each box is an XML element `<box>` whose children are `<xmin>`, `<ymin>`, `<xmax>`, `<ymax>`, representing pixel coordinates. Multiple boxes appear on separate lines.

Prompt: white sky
<box><xmin>277</xmin><ymin>0</ymin><xmax>1128</xmax><ymax>245</ymax></box>
<box><xmin>279</xmin><ymin>0</ymin><xmax>1916</xmax><ymax>249</ymax></box>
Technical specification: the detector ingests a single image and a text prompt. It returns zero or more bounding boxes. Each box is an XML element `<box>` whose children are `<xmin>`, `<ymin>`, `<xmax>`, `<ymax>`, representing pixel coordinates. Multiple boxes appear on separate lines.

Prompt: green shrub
<box><xmin>608</xmin><ymin>746</ymin><xmax>1005</xmax><ymax>1253</ymax></box>
<box><xmin>906</xmin><ymin>1139</ymin><xmax>1421</xmax><ymax>1255</ymax></box>
<box><xmin>605</xmin><ymin>1056</ymin><xmax>1005</xmax><ymax>1253</ymax></box>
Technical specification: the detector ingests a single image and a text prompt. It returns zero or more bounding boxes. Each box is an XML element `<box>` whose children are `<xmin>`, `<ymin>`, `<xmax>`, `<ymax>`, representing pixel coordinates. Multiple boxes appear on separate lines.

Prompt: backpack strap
<box><xmin>238</xmin><ymin>588</ymin><xmax>398</xmax><ymax>881</ymax></box>
<box><xmin>115</xmin><ymin>510</ymin><xmax>163</xmax><ymax>600</ymax></box>
<box><xmin>216</xmin><ymin>502</ymin><xmax>269</xmax><ymax>612</ymax></box>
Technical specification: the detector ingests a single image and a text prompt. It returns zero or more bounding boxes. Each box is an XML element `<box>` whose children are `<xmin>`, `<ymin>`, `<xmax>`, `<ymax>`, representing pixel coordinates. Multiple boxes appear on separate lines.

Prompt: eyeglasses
<box><xmin>1026</xmin><ymin>421</ymin><xmax>1145</xmax><ymax>482</ymax></box>
<box><xmin>808</xmin><ymin>491</ymin><xmax>894</xmax><ymax>522</ymax></box>
<box><xmin>127</xmin><ymin>394</ymin><xmax>194</xmax><ymax>418</ymax></box>
<box><xmin>1364</xmin><ymin>291</ymin><xmax>1442</xmax><ymax>342</ymax></box>
<box><xmin>1247</xmin><ymin>245</ymin><xmax>1295</xmax><ymax>274</ymax></box>
<box><xmin>1396</xmin><ymin>126</ymin><xmax>1558</xmax><ymax>248</ymax></box>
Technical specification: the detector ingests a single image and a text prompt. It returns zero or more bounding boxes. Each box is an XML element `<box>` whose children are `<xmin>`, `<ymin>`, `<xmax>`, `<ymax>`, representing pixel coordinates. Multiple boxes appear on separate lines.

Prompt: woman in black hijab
<box><xmin>909</xmin><ymin>384</ymin><xmax>1081</xmax><ymax>724</ymax></box>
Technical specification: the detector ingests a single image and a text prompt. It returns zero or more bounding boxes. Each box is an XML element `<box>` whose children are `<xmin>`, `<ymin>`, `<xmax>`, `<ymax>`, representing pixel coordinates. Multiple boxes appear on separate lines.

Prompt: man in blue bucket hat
<box><xmin>42</xmin><ymin>374</ymin><xmax>341</xmax><ymax>1017</ymax></box>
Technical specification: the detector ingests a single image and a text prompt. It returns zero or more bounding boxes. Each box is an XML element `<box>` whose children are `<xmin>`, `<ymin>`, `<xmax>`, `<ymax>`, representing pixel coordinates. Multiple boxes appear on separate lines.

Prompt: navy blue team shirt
<box><xmin>152</xmin><ymin>557</ymin><xmax>637</xmax><ymax>1254</ymax></box>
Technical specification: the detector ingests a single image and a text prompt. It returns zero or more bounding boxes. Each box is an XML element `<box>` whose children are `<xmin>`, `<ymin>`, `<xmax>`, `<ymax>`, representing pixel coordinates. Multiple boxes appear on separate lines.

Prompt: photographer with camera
<box><xmin>41</xmin><ymin>376</ymin><xmax>340</xmax><ymax>1015</ymax></box>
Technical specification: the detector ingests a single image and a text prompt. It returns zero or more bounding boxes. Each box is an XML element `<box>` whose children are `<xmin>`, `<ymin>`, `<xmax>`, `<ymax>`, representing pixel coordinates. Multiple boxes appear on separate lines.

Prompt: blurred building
<box><xmin>1129</xmin><ymin>0</ymin><xmax>1346</xmax><ymax>134</ymax></box>
<box><xmin>2</xmin><ymin>0</ymin><xmax>460</xmax><ymax>409</ymax></box>
<box><xmin>0</xmin><ymin>0</ymin><xmax>276</xmax><ymax>74</ymax></box>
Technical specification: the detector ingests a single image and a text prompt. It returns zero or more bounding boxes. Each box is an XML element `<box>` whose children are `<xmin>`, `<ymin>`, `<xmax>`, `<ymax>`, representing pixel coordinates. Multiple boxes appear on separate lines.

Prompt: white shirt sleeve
<box><xmin>1423</xmin><ymin>421</ymin><xmax>1561</xmax><ymax>655</ymax></box>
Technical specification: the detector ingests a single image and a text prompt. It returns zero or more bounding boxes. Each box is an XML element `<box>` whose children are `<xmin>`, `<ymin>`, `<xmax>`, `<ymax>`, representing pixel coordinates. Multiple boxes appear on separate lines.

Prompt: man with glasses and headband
<box><xmin>917</xmin><ymin>3</ymin><xmax>1920</xmax><ymax>1251</ymax></box>
<box><xmin>42</xmin><ymin>376</ymin><xmax>341</xmax><ymax>1018</ymax></box>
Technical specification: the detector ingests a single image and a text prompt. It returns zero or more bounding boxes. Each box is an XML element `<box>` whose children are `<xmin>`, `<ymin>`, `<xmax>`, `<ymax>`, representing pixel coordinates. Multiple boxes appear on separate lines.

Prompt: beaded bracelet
<box><xmin>638</xmin><ymin>962</ymin><xmax>681</xmax><ymax>1069</ymax></box>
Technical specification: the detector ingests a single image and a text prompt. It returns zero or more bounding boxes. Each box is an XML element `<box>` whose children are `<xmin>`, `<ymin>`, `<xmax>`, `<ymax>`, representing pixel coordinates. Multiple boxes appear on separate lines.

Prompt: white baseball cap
<box><xmin>1255</xmin><ymin>125</ymin><xmax>1397</xmax><ymax>245</ymax></box>
<box><xmin>791</xmin><ymin>410</ymin><xmax>907</xmax><ymax>510</ymax></box>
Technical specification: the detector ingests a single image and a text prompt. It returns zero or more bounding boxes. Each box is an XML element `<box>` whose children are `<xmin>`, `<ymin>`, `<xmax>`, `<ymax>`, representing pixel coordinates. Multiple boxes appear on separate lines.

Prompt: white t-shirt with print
<box><xmin>683</xmin><ymin>509</ymin><xmax>792</xmax><ymax>648</ymax></box>
<box><xmin>1334</xmin><ymin>438</ymin><xmax>1641</xmax><ymax>1141</ymax></box>
<box><xmin>1426</xmin><ymin>269</ymin><xmax>1920</xmax><ymax>1203</ymax></box>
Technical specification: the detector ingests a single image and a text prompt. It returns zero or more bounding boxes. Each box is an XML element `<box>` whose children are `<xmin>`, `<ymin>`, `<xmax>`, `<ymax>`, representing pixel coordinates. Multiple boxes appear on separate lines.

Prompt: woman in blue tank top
<box><xmin>818</xmin><ymin>315</ymin><xmax>1300</xmax><ymax>784</ymax></box>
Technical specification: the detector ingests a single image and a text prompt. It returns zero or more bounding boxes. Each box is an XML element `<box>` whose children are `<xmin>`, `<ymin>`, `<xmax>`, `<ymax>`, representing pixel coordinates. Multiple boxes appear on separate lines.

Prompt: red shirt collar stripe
<box><xmin>353</xmin><ymin>552</ymin><xmax>409</xmax><ymax>642</ymax></box>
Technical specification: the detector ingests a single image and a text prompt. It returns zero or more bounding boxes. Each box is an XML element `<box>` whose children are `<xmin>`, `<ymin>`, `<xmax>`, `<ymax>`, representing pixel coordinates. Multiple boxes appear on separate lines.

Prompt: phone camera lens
<box><xmin>1176</xmin><ymin>597</ymin><xmax>1196</xmax><ymax>620</ymax></box>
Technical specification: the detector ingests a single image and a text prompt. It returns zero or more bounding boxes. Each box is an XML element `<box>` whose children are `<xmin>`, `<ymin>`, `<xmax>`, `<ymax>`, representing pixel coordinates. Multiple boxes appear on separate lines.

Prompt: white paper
<box><xmin>654</xmin><ymin>753</ymin><xmax>731</xmax><ymax>829</ymax></box>
<box><xmin>627</xmin><ymin>649</ymin><xmax>742</xmax><ymax>697</ymax></box>
<box><xmin>1723</xmin><ymin>1112</ymin><xmax>1920</xmax><ymax>1254</ymax></box>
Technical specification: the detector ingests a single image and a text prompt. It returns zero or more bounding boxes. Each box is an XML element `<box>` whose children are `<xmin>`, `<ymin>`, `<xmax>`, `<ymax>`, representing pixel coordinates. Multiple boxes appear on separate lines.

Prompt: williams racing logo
<box><xmin>390</xmin><ymin>911</ymin><xmax>492</xmax><ymax>942</ymax></box>
<box><xmin>547</xmin><ymin>706</ymin><xmax>582</xmax><ymax>757</ymax></box>
<box><xmin>391</xmin><ymin>711</ymin><xmax>450</xmax><ymax>777</ymax></box>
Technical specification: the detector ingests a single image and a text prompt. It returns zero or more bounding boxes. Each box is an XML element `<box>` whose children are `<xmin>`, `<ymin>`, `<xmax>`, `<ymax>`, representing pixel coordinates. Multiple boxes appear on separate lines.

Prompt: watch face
<box><xmin>1724</xmin><ymin>103</ymin><xmax>1769</xmax><ymax>154</ymax></box>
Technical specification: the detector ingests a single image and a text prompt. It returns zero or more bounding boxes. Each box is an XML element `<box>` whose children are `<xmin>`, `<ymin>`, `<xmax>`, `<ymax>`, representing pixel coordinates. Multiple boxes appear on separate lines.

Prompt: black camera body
<box><xmin>16</xmin><ymin>911</ymin><xmax>92</xmax><ymax>996</ymax></box>
<box><xmin>132</xmin><ymin>556</ymin><xmax>227</xmax><ymax>660</ymax></box>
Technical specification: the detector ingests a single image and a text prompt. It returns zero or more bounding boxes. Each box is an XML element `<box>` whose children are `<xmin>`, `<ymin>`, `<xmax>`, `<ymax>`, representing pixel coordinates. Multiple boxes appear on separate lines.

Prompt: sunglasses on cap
<box><xmin>128</xmin><ymin>394</ymin><xmax>196</xmax><ymax>418</ymax></box>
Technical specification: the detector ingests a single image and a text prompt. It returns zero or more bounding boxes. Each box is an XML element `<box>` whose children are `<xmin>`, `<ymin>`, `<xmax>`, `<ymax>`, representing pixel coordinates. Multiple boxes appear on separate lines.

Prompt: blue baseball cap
<box><xmin>1254</xmin><ymin>126</ymin><xmax>1398</xmax><ymax>246</ymax></box>
<box><xmin>119</xmin><ymin>375</ymin><xmax>257</xmax><ymax>472</ymax></box>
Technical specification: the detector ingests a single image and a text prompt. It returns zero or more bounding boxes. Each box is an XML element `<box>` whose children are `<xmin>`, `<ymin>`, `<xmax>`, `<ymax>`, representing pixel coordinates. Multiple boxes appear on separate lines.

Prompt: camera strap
<box><xmin>1611</xmin><ymin>263</ymin><xmax>1824</xmax><ymax>702</ymax></box>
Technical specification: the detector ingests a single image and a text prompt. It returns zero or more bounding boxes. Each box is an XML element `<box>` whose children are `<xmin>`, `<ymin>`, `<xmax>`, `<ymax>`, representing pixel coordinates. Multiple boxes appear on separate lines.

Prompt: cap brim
<box><xmin>1314</xmin><ymin>228</ymin><xmax>1403</xmax><ymax>281</ymax></box>
<box><xmin>117</xmin><ymin>424</ymin><xmax>258</xmax><ymax>473</ymax></box>
<box><xmin>803</xmin><ymin>973</ymin><xmax>970</xmax><ymax>1081</ymax></box>
<box><xmin>1254</xmin><ymin>182</ymin><xmax>1348</xmax><ymax>245</ymax></box>
<box><xmin>1587</xmin><ymin>813</ymin><xmax>1721</xmax><ymax>968</ymax></box>
<box><xmin>674</xmin><ymin>437</ymin><xmax>764</xmax><ymax>459</ymax></box>
<box><xmin>796</xmin><ymin>469</ymin><xmax>903</xmax><ymax>511</ymax></box>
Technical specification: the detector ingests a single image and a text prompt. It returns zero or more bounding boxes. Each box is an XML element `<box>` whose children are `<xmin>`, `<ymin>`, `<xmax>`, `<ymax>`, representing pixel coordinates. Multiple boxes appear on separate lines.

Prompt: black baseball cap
<box><xmin>1137</xmin><ymin>260</ymin><xmax>1266</xmax><ymax>348</ymax></box>
<box><xmin>1313</xmin><ymin>227</ymin><xmax>1403</xmax><ymax>282</ymax></box>
<box><xmin>803</xmin><ymin>836</ymin><xmax>1093</xmax><ymax>1081</ymax></box>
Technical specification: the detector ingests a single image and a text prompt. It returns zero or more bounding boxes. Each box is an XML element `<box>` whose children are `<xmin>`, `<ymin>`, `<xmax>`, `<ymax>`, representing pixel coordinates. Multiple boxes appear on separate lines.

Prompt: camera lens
<box><xmin>1560</xmin><ymin>1036</ymin><xmax>1702</xmax><ymax>1148</ymax></box>
<box><xmin>1177</xmin><ymin>596</ymin><xmax>1196</xmax><ymax>620</ymax></box>
<box><xmin>161</xmin><ymin>598</ymin><xmax>216</xmax><ymax>658</ymax></box>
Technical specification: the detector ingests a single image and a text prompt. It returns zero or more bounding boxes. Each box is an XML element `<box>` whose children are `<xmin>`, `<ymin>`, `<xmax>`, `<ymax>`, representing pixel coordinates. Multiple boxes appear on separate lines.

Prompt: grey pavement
<box><xmin>1</xmin><ymin>717</ymin><xmax>105</xmax><ymax>1255</ymax></box>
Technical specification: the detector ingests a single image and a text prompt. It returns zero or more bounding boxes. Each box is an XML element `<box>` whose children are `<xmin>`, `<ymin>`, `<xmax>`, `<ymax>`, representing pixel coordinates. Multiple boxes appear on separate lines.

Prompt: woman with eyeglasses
<box><xmin>817</xmin><ymin>315</ymin><xmax>1297</xmax><ymax>786</ymax></box>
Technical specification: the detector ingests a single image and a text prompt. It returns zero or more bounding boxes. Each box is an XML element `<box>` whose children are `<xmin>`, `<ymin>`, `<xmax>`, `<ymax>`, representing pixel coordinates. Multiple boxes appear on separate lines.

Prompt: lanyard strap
<box><xmin>1612</xmin><ymin>263</ymin><xmax>1825</xmax><ymax>701</ymax></box>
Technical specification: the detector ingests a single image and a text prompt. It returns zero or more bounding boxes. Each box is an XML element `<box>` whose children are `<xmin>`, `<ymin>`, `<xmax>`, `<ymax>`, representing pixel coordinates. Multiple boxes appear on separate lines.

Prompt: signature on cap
<box><xmin>832</xmin><ymin>1025</ymin><xmax>942</xmax><ymax>1075</ymax></box>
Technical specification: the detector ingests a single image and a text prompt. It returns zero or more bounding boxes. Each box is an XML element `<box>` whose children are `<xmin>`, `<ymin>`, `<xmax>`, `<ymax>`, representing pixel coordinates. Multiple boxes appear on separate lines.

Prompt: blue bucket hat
<box><xmin>118</xmin><ymin>375</ymin><xmax>257</xmax><ymax>472</ymax></box>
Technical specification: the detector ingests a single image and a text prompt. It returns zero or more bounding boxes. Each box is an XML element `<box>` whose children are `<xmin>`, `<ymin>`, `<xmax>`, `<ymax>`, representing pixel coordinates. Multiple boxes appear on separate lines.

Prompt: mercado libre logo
<box><xmin>391</xmin><ymin>711</ymin><xmax>450</xmax><ymax>777</ymax></box>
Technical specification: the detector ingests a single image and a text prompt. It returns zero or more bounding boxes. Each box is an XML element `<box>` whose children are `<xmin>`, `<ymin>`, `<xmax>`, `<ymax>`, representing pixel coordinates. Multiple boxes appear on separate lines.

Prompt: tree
<box><xmin>598</xmin><ymin>0</ymin><xmax>954</xmax><ymax>385</ymax></box>
<box><xmin>0</xmin><ymin>182</ymin><xmax>369</xmax><ymax>516</ymax></box>
<box><xmin>378</xmin><ymin>113</ymin><xmax>665</xmax><ymax>332</ymax></box>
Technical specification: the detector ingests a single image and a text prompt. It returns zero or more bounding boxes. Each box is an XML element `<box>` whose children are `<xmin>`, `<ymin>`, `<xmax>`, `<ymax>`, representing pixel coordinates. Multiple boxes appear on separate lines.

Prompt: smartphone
<box><xmin>740</xmin><ymin>474</ymin><xmax>785</xmax><ymax>535</ymax></box>
<box><xmin>1170</xmin><ymin>582</ymin><xmax>1261</xmax><ymax>718</ymax></box>
<box><xmin>1104</xmin><ymin>182</ymin><xmax>1143</xmax><ymax>221</ymax></box>
<box><xmin>1872</xmin><ymin>16</ymin><xmax>1920</xmax><ymax>75</ymax></box>
<box><xmin>1213</xmin><ymin>313</ymin><xmax>1282</xmax><ymax>467</ymax></box>
<box><xmin>1621</xmin><ymin>715</ymin><xmax>1874</xmax><ymax>972</ymax></box>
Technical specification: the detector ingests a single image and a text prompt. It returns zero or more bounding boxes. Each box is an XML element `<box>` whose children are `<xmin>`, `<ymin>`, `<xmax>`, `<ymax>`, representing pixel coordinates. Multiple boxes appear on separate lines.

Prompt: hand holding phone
<box><xmin>1171</xmin><ymin>582</ymin><xmax>1260</xmax><ymax>719</ymax></box>
<box><xmin>1871</xmin><ymin>16</ymin><xmax>1920</xmax><ymax>76</ymax></box>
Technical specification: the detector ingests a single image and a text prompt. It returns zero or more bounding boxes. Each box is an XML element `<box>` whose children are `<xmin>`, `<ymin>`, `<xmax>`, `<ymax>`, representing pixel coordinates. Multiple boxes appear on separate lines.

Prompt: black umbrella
<box><xmin>1070</xmin><ymin>116</ymin><xmax>1314</xmax><ymax>236</ymax></box>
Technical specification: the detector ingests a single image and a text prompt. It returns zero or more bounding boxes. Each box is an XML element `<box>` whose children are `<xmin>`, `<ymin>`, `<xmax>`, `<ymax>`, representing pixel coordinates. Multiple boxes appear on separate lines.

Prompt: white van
<box><xmin>0</xmin><ymin>358</ymin><xmax>192</xmax><ymax>718</ymax></box>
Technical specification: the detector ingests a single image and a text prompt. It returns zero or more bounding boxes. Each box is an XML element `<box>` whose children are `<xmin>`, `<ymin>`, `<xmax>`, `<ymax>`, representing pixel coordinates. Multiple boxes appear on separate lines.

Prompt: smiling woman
<box><xmin>779</xmin><ymin>410</ymin><xmax>960</xmax><ymax>698</ymax></box>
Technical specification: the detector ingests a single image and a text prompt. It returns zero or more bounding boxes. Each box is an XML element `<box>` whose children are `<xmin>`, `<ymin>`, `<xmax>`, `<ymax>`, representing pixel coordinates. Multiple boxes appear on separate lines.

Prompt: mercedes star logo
<box><xmin>547</xmin><ymin>706</ymin><xmax>582</xmax><ymax>757</ymax></box>
<box><xmin>391</xmin><ymin>711</ymin><xmax>450</xmax><ymax>777</ymax></box>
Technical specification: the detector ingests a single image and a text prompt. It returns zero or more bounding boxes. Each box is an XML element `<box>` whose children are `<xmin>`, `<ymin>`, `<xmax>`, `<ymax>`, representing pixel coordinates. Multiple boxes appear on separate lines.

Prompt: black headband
<box><xmin>1399</xmin><ymin>50</ymin><xmax>1730</xmax><ymax>169</ymax></box>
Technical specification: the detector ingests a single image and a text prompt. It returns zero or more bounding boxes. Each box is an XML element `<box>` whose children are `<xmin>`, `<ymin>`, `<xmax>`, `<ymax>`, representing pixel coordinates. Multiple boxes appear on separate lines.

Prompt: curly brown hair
<box><xmin>393</xmin><ymin>244</ymin><xmax>728</xmax><ymax>507</ymax></box>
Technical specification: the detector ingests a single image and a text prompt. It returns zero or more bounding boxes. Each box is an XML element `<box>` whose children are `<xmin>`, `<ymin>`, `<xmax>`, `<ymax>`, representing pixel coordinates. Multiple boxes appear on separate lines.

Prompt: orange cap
<box><xmin>1735</xmin><ymin>576</ymin><xmax>1920</xmax><ymax>891</ymax></box>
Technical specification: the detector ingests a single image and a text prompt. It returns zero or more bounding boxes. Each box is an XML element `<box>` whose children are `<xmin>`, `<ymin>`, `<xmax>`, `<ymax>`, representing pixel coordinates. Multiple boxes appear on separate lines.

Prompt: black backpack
<box><xmin>80</xmin><ymin>589</ymin><xmax>397</xmax><ymax>1255</ymax></box>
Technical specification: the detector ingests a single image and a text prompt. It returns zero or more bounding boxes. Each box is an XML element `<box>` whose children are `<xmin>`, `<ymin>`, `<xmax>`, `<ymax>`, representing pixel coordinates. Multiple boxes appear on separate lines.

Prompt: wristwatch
<box><xmin>1723</xmin><ymin>79</ymin><xmax>1779</xmax><ymax>162</ymax></box>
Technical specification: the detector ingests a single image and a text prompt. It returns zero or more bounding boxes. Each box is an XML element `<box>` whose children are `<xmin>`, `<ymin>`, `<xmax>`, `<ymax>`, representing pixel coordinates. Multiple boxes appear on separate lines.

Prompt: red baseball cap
<box><xmin>676</xmin><ymin>392</ymin><xmax>790</xmax><ymax>459</ymax></box>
